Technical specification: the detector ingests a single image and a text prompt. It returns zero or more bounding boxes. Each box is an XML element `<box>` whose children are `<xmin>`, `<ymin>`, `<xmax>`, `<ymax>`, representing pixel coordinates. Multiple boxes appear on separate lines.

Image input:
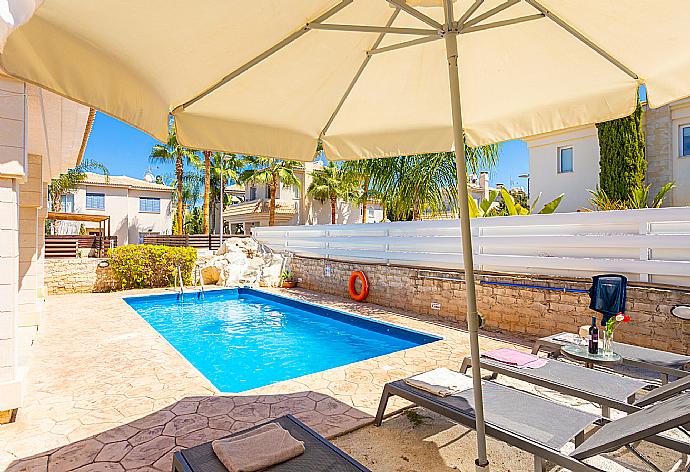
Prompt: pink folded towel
<box><xmin>212</xmin><ymin>423</ymin><xmax>305</xmax><ymax>472</ymax></box>
<box><xmin>482</xmin><ymin>348</ymin><xmax>547</xmax><ymax>369</ymax></box>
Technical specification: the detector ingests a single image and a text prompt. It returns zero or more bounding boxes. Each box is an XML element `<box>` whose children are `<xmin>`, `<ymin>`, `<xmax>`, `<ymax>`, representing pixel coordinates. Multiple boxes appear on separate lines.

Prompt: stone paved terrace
<box><xmin>0</xmin><ymin>287</ymin><xmax>520</xmax><ymax>472</ymax></box>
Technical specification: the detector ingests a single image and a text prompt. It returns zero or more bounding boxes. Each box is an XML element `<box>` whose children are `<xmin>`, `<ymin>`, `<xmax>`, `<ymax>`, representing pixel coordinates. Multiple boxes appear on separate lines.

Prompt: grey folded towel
<box><xmin>212</xmin><ymin>423</ymin><xmax>305</xmax><ymax>472</ymax></box>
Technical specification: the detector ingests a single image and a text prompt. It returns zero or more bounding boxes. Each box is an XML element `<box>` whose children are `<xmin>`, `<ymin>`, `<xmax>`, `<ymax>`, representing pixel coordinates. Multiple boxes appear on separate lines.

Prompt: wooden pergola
<box><xmin>47</xmin><ymin>212</ymin><xmax>111</xmax><ymax>237</ymax></box>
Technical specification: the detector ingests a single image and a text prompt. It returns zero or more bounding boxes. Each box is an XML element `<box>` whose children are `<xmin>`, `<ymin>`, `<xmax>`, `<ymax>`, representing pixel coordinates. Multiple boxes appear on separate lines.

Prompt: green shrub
<box><xmin>108</xmin><ymin>245</ymin><xmax>197</xmax><ymax>289</ymax></box>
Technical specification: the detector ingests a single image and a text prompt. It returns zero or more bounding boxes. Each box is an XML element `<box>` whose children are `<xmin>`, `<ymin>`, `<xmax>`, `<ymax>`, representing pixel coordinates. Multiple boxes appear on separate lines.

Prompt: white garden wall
<box><xmin>253</xmin><ymin>207</ymin><xmax>690</xmax><ymax>287</ymax></box>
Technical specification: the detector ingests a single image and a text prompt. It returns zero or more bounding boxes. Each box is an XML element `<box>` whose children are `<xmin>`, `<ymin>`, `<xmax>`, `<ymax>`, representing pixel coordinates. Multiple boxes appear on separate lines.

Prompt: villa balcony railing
<box><xmin>223</xmin><ymin>198</ymin><xmax>297</xmax><ymax>225</ymax></box>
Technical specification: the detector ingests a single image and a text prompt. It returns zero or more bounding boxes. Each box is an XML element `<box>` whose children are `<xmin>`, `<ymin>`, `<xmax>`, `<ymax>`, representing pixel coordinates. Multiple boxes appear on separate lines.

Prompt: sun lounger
<box><xmin>375</xmin><ymin>376</ymin><xmax>690</xmax><ymax>472</ymax></box>
<box><xmin>460</xmin><ymin>355</ymin><xmax>652</xmax><ymax>415</ymax></box>
<box><xmin>532</xmin><ymin>332</ymin><xmax>690</xmax><ymax>383</ymax></box>
<box><xmin>462</xmin><ymin>354</ymin><xmax>690</xmax><ymax>412</ymax></box>
<box><xmin>173</xmin><ymin>415</ymin><xmax>370</xmax><ymax>472</ymax></box>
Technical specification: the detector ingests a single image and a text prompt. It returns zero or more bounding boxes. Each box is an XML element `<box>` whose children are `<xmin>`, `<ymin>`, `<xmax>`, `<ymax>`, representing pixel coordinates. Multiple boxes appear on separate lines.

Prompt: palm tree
<box><xmin>160</xmin><ymin>172</ymin><xmax>203</xmax><ymax>234</ymax></box>
<box><xmin>49</xmin><ymin>159</ymin><xmax>110</xmax><ymax>212</ymax></box>
<box><xmin>341</xmin><ymin>159</ymin><xmax>386</xmax><ymax>223</ymax></box>
<box><xmin>207</xmin><ymin>153</ymin><xmax>244</xmax><ymax>232</ymax></box>
<box><xmin>202</xmin><ymin>151</ymin><xmax>211</xmax><ymax>233</ymax></box>
<box><xmin>463</xmin><ymin>143</ymin><xmax>501</xmax><ymax>175</ymax></box>
<box><xmin>48</xmin><ymin>159</ymin><xmax>109</xmax><ymax>232</ymax></box>
<box><xmin>341</xmin><ymin>143</ymin><xmax>500</xmax><ymax>221</ymax></box>
<box><xmin>240</xmin><ymin>157</ymin><xmax>301</xmax><ymax>226</ymax></box>
<box><xmin>149</xmin><ymin>124</ymin><xmax>196</xmax><ymax>234</ymax></box>
<box><xmin>307</xmin><ymin>162</ymin><xmax>358</xmax><ymax>224</ymax></box>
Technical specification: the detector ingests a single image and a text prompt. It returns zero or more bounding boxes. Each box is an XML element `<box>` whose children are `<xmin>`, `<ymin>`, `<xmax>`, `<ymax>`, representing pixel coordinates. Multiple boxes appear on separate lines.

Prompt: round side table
<box><xmin>560</xmin><ymin>344</ymin><xmax>622</xmax><ymax>369</ymax></box>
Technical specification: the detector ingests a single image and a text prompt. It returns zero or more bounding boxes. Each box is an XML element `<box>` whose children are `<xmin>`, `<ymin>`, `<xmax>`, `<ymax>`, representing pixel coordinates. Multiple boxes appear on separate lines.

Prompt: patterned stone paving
<box><xmin>0</xmin><ymin>287</ymin><xmax>523</xmax><ymax>472</ymax></box>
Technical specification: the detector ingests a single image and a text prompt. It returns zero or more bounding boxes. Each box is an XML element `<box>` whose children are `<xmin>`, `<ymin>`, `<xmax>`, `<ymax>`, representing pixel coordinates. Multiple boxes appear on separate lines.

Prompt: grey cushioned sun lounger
<box><xmin>459</xmin><ymin>355</ymin><xmax>690</xmax><ymax>415</ymax></box>
<box><xmin>173</xmin><ymin>415</ymin><xmax>370</xmax><ymax>472</ymax></box>
<box><xmin>533</xmin><ymin>333</ymin><xmax>690</xmax><ymax>383</ymax></box>
<box><xmin>375</xmin><ymin>377</ymin><xmax>690</xmax><ymax>472</ymax></box>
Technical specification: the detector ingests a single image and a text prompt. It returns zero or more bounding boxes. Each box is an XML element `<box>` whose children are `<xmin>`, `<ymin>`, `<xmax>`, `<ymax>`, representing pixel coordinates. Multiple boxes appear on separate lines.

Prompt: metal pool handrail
<box><xmin>193</xmin><ymin>263</ymin><xmax>205</xmax><ymax>299</ymax></box>
<box><xmin>175</xmin><ymin>265</ymin><xmax>185</xmax><ymax>301</ymax></box>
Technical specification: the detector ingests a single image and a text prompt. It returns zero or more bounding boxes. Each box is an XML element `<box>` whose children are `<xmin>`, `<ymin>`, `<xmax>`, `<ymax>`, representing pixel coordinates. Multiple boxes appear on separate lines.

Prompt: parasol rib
<box><xmin>386</xmin><ymin>0</ymin><xmax>444</xmax><ymax>30</ymax></box>
<box><xmin>320</xmin><ymin>8</ymin><xmax>401</xmax><ymax>139</ymax></box>
<box><xmin>368</xmin><ymin>35</ymin><xmax>441</xmax><ymax>55</ymax></box>
<box><xmin>307</xmin><ymin>23</ymin><xmax>438</xmax><ymax>35</ymax></box>
<box><xmin>457</xmin><ymin>0</ymin><xmax>484</xmax><ymax>26</ymax></box>
<box><xmin>460</xmin><ymin>13</ymin><xmax>545</xmax><ymax>33</ymax></box>
<box><xmin>175</xmin><ymin>0</ymin><xmax>353</xmax><ymax>113</ymax></box>
<box><xmin>461</xmin><ymin>0</ymin><xmax>520</xmax><ymax>29</ymax></box>
<box><xmin>524</xmin><ymin>0</ymin><xmax>639</xmax><ymax>80</ymax></box>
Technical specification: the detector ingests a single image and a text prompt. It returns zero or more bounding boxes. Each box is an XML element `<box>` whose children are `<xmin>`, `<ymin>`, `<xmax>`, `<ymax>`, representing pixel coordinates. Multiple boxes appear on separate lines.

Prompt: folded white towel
<box><xmin>404</xmin><ymin>368</ymin><xmax>474</xmax><ymax>397</ymax></box>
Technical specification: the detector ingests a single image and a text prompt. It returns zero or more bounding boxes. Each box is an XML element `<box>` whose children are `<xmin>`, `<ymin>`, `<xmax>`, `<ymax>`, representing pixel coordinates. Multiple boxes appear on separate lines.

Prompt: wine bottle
<box><xmin>588</xmin><ymin>316</ymin><xmax>599</xmax><ymax>354</ymax></box>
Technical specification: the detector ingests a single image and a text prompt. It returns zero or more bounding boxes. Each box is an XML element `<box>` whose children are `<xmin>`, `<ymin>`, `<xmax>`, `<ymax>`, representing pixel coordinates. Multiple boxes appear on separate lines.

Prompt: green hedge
<box><xmin>108</xmin><ymin>245</ymin><xmax>197</xmax><ymax>290</ymax></box>
<box><xmin>596</xmin><ymin>103</ymin><xmax>646</xmax><ymax>201</ymax></box>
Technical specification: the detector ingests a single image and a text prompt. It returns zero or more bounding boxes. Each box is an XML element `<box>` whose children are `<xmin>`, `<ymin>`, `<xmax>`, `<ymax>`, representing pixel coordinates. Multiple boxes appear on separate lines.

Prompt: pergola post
<box><xmin>443</xmin><ymin>0</ymin><xmax>489</xmax><ymax>469</ymax></box>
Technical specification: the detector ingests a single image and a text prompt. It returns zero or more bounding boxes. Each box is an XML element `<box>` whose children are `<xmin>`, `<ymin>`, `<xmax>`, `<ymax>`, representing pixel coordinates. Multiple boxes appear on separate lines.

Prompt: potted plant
<box><xmin>280</xmin><ymin>270</ymin><xmax>297</xmax><ymax>288</ymax></box>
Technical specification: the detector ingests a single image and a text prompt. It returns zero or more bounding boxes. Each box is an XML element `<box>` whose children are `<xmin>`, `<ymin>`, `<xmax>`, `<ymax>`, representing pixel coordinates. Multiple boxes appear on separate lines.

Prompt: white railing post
<box><xmin>639</xmin><ymin>221</ymin><xmax>651</xmax><ymax>282</ymax></box>
<box><xmin>473</xmin><ymin>222</ymin><xmax>482</xmax><ymax>272</ymax></box>
<box><xmin>385</xmin><ymin>228</ymin><xmax>391</xmax><ymax>265</ymax></box>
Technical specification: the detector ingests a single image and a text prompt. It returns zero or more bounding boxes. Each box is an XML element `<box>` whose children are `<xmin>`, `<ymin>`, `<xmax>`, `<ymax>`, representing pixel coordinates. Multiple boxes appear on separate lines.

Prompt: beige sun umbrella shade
<box><xmin>1</xmin><ymin>0</ymin><xmax>689</xmax><ymax>162</ymax></box>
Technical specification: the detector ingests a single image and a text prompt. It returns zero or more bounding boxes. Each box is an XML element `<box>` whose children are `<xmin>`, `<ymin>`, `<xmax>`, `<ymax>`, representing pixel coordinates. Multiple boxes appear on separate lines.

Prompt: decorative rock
<box><xmin>200</xmin><ymin>266</ymin><xmax>220</xmax><ymax>285</ymax></box>
<box><xmin>197</xmin><ymin>238</ymin><xmax>285</xmax><ymax>288</ymax></box>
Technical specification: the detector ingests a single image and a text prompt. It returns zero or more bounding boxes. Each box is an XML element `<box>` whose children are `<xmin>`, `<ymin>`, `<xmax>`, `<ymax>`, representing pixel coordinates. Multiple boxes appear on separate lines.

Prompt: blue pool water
<box><xmin>124</xmin><ymin>288</ymin><xmax>439</xmax><ymax>392</ymax></box>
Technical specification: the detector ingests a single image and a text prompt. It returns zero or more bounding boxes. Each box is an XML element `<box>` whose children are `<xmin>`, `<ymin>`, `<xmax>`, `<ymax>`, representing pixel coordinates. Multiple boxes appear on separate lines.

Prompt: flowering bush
<box><xmin>108</xmin><ymin>244</ymin><xmax>196</xmax><ymax>289</ymax></box>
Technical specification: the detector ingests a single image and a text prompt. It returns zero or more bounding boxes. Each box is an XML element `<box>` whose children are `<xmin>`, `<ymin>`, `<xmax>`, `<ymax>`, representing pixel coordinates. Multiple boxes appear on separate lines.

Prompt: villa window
<box><xmin>558</xmin><ymin>146</ymin><xmax>574</xmax><ymax>173</ymax></box>
<box><xmin>249</xmin><ymin>186</ymin><xmax>257</xmax><ymax>201</ymax></box>
<box><xmin>292</xmin><ymin>185</ymin><xmax>300</xmax><ymax>199</ymax></box>
<box><xmin>681</xmin><ymin>125</ymin><xmax>690</xmax><ymax>157</ymax></box>
<box><xmin>139</xmin><ymin>197</ymin><xmax>160</xmax><ymax>213</ymax></box>
<box><xmin>85</xmin><ymin>192</ymin><xmax>105</xmax><ymax>210</ymax></box>
<box><xmin>60</xmin><ymin>194</ymin><xmax>74</xmax><ymax>213</ymax></box>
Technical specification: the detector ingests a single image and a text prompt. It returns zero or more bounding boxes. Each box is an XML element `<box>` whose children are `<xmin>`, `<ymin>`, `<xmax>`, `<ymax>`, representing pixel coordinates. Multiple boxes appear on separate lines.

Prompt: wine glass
<box><xmin>577</xmin><ymin>325</ymin><xmax>590</xmax><ymax>347</ymax></box>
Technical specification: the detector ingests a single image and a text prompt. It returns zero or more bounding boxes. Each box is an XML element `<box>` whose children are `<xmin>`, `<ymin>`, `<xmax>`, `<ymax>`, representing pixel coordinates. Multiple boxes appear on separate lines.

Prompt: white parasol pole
<box><xmin>443</xmin><ymin>0</ymin><xmax>489</xmax><ymax>469</ymax></box>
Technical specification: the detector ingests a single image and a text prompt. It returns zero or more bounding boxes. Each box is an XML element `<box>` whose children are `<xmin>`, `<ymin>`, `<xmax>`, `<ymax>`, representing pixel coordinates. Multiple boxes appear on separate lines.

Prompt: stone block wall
<box><xmin>644</xmin><ymin>104</ymin><xmax>674</xmax><ymax>205</ymax></box>
<box><xmin>45</xmin><ymin>258</ymin><xmax>120</xmax><ymax>295</ymax></box>
<box><xmin>292</xmin><ymin>256</ymin><xmax>690</xmax><ymax>355</ymax></box>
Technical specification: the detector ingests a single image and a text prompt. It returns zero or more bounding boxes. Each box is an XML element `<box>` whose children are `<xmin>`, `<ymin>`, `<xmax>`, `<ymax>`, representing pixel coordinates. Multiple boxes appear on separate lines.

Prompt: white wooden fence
<box><xmin>253</xmin><ymin>207</ymin><xmax>690</xmax><ymax>287</ymax></box>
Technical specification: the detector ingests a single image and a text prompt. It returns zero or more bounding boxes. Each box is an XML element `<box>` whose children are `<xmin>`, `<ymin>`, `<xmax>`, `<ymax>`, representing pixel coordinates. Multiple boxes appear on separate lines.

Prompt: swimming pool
<box><xmin>124</xmin><ymin>288</ymin><xmax>440</xmax><ymax>392</ymax></box>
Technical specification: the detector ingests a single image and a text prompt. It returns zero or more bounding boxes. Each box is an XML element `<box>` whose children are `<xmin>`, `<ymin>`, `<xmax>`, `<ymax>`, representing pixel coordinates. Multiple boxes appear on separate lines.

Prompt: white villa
<box><xmin>525</xmin><ymin>98</ymin><xmax>690</xmax><ymax>213</ymax></box>
<box><xmin>56</xmin><ymin>172</ymin><xmax>173</xmax><ymax>245</ymax></box>
<box><xmin>223</xmin><ymin>162</ymin><xmax>384</xmax><ymax>234</ymax></box>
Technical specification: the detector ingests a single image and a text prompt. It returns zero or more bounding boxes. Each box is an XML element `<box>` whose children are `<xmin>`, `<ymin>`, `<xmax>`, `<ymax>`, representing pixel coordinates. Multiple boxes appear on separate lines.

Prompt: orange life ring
<box><xmin>348</xmin><ymin>271</ymin><xmax>369</xmax><ymax>302</ymax></box>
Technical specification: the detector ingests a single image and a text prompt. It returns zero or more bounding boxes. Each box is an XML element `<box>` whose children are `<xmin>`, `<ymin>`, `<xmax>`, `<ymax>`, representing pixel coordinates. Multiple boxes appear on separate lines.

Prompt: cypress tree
<box><xmin>595</xmin><ymin>103</ymin><xmax>646</xmax><ymax>201</ymax></box>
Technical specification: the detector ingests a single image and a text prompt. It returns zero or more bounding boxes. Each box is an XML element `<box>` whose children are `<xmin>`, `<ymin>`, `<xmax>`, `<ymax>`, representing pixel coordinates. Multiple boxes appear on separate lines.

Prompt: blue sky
<box><xmin>84</xmin><ymin>112</ymin><xmax>530</xmax><ymax>189</ymax></box>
